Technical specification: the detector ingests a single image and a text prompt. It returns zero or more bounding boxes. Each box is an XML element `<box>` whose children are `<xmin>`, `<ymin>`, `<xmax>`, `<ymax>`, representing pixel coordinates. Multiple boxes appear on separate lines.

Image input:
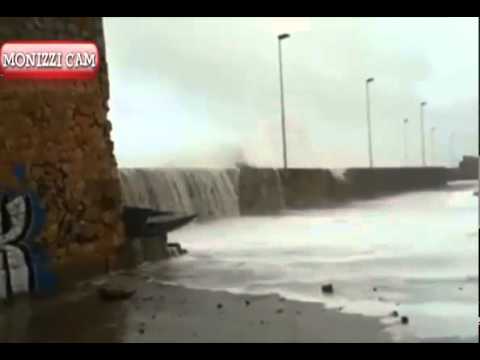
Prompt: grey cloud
<box><xmin>104</xmin><ymin>17</ymin><xmax>478</xmax><ymax>168</ymax></box>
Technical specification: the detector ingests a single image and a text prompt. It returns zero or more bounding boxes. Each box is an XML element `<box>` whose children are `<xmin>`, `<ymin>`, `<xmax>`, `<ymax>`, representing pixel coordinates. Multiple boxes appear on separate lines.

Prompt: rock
<box><xmin>401</xmin><ymin>316</ymin><xmax>409</xmax><ymax>325</ymax></box>
<box><xmin>296</xmin><ymin>310</ymin><xmax>302</xmax><ymax>315</ymax></box>
<box><xmin>390</xmin><ymin>310</ymin><xmax>399</xmax><ymax>318</ymax></box>
<box><xmin>217</xmin><ymin>303</ymin><xmax>223</xmax><ymax>310</ymax></box>
<box><xmin>321</xmin><ymin>284</ymin><xmax>334</xmax><ymax>294</ymax></box>
<box><xmin>458</xmin><ymin>287</ymin><xmax>463</xmax><ymax>291</ymax></box>
<box><xmin>142</xmin><ymin>296</ymin><xmax>154</xmax><ymax>301</ymax></box>
<box><xmin>279</xmin><ymin>297</ymin><xmax>286</xmax><ymax>302</ymax></box>
<box><xmin>260</xmin><ymin>320</ymin><xmax>265</xmax><ymax>325</ymax></box>
<box><xmin>372</xmin><ymin>287</ymin><xmax>378</xmax><ymax>292</ymax></box>
<box><xmin>276</xmin><ymin>308</ymin><xmax>284</xmax><ymax>314</ymax></box>
<box><xmin>244</xmin><ymin>300</ymin><xmax>250</xmax><ymax>307</ymax></box>
<box><xmin>98</xmin><ymin>285</ymin><xmax>136</xmax><ymax>301</ymax></box>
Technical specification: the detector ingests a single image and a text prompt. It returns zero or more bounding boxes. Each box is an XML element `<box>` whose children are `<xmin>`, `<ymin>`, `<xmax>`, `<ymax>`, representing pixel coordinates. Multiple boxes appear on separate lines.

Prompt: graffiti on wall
<box><xmin>0</xmin><ymin>164</ymin><xmax>56</xmax><ymax>301</ymax></box>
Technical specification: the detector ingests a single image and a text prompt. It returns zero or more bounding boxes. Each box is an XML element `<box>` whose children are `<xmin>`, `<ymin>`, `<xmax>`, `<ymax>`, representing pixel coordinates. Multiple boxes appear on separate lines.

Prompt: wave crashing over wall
<box><xmin>119</xmin><ymin>166</ymin><xmax>449</xmax><ymax>219</ymax></box>
<box><xmin>119</xmin><ymin>168</ymin><xmax>240</xmax><ymax>221</ymax></box>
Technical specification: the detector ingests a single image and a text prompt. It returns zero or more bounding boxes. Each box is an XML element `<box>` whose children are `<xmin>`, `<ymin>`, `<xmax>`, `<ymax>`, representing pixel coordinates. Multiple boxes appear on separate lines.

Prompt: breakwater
<box><xmin>120</xmin><ymin>166</ymin><xmax>449</xmax><ymax>217</ymax></box>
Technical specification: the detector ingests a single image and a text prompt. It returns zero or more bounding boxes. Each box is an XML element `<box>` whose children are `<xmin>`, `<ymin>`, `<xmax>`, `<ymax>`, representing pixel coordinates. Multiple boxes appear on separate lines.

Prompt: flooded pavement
<box><xmin>0</xmin><ymin>288</ymin><xmax>126</xmax><ymax>342</ymax></box>
<box><xmin>0</xmin><ymin>272</ymin><xmax>393</xmax><ymax>343</ymax></box>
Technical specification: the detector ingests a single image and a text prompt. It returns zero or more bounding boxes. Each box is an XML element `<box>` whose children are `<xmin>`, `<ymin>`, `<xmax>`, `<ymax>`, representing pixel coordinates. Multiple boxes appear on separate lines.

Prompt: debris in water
<box><xmin>245</xmin><ymin>300</ymin><xmax>250</xmax><ymax>307</ymax></box>
<box><xmin>390</xmin><ymin>311</ymin><xmax>399</xmax><ymax>318</ymax></box>
<box><xmin>217</xmin><ymin>303</ymin><xmax>223</xmax><ymax>310</ymax></box>
<box><xmin>372</xmin><ymin>287</ymin><xmax>378</xmax><ymax>292</ymax></box>
<box><xmin>321</xmin><ymin>284</ymin><xmax>334</xmax><ymax>294</ymax></box>
<box><xmin>401</xmin><ymin>316</ymin><xmax>409</xmax><ymax>325</ymax></box>
<box><xmin>98</xmin><ymin>285</ymin><xmax>136</xmax><ymax>301</ymax></box>
<box><xmin>276</xmin><ymin>308</ymin><xmax>284</xmax><ymax>314</ymax></box>
<box><xmin>139</xmin><ymin>322</ymin><xmax>146</xmax><ymax>335</ymax></box>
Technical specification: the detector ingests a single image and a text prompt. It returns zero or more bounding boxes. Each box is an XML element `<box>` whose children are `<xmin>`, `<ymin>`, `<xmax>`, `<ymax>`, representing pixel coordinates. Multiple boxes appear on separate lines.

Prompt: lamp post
<box><xmin>278</xmin><ymin>33</ymin><xmax>290</xmax><ymax>169</ymax></box>
<box><xmin>430</xmin><ymin>126</ymin><xmax>436</xmax><ymax>165</ymax></box>
<box><xmin>449</xmin><ymin>132</ymin><xmax>456</xmax><ymax>166</ymax></box>
<box><xmin>420</xmin><ymin>101</ymin><xmax>427</xmax><ymax>166</ymax></box>
<box><xmin>365</xmin><ymin>77</ymin><xmax>375</xmax><ymax>168</ymax></box>
<box><xmin>403</xmin><ymin>118</ymin><xmax>409</xmax><ymax>165</ymax></box>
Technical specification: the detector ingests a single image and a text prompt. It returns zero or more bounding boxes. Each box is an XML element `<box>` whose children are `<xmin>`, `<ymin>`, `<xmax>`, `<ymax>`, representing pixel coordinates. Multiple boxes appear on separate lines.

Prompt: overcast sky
<box><xmin>104</xmin><ymin>17</ymin><xmax>478</xmax><ymax>168</ymax></box>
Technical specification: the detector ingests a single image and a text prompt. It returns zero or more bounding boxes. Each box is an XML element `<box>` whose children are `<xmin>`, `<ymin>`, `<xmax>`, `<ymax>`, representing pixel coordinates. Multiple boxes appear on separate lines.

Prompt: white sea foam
<box><xmin>157</xmin><ymin>180</ymin><xmax>479</xmax><ymax>340</ymax></box>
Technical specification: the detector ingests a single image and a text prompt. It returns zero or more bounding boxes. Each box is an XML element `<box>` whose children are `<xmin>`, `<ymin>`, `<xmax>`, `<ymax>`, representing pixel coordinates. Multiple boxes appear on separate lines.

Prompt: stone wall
<box><xmin>238</xmin><ymin>166</ymin><xmax>285</xmax><ymax>215</ymax></box>
<box><xmin>238</xmin><ymin>166</ymin><xmax>449</xmax><ymax>215</ymax></box>
<box><xmin>279</xmin><ymin>169</ymin><xmax>337</xmax><ymax>209</ymax></box>
<box><xmin>0</xmin><ymin>17</ymin><xmax>125</xmax><ymax>294</ymax></box>
<box><xmin>344</xmin><ymin>167</ymin><xmax>449</xmax><ymax>198</ymax></box>
<box><xmin>459</xmin><ymin>156</ymin><xmax>479</xmax><ymax>180</ymax></box>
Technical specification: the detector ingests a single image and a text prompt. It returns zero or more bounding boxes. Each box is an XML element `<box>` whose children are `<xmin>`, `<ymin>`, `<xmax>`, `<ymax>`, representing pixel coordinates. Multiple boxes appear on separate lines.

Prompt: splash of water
<box><xmin>119</xmin><ymin>168</ymin><xmax>240</xmax><ymax>220</ymax></box>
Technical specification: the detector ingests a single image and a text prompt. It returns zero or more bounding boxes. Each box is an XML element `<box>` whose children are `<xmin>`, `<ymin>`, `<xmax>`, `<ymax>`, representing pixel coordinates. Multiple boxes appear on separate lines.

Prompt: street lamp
<box><xmin>278</xmin><ymin>33</ymin><xmax>290</xmax><ymax>169</ymax></box>
<box><xmin>430</xmin><ymin>126</ymin><xmax>436</xmax><ymax>165</ymax></box>
<box><xmin>403</xmin><ymin>118</ymin><xmax>409</xmax><ymax>165</ymax></box>
<box><xmin>365</xmin><ymin>77</ymin><xmax>375</xmax><ymax>168</ymax></box>
<box><xmin>449</xmin><ymin>132</ymin><xmax>456</xmax><ymax>166</ymax></box>
<box><xmin>420</xmin><ymin>101</ymin><xmax>427</xmax><ymax>166</ymax></box>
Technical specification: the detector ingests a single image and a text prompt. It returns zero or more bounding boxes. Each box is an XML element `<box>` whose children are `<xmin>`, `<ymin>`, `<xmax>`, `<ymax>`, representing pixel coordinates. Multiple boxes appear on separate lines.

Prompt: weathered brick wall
<box><xmin>0</xmin><ymin>17</ymin><xmax>125</xmax><ymax>289</ymax></box>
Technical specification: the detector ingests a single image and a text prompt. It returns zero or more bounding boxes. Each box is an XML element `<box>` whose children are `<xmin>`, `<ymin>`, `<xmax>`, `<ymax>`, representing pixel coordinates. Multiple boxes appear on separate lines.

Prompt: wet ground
<box><xmin>0</xmin><ymin>271</ymin><xmax>395</xmax><ymax>343</ymax></box>
<box><xmin>164</xmin><ymin>180</ymin><xmax>478</xmax><ymax>341</ymax></box>
<box><xmin>1</xmin><ymin>181</ymin><xmax>477</xmax><ymax>342</ymax></box>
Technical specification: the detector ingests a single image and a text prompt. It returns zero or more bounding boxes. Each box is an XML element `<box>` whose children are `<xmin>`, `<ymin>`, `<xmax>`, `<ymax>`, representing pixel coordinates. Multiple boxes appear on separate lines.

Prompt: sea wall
<box><xmin>238</xmin><ymin>166</ymin><xmax>449</xmax><ymax>215</ymax></box>
<box><xmin>0</xmin><ymin>18</ymin><xmax>124</xmax><ymax>297</ymax></box>
<box><xmin>122</xmin><ymin>166</ymin><xmax>450</xmax><ymax>218</ymax></box>
<box><xmin>279</xmin><ymin>169</ymin><xmax>338</xmax><ymax>209</ymax></box>
<box><xmin>459</xmin><ymin>156</ymin><xmax>478</xmax><ymax>180</ymax></box>
<box><xmin>343</xmin><ymin>167</ymin><xmax>449</xmax><ymax>198</ymax></box>
<box><xmin>447</xmin><ymin>156</ymin><xmax>479</xmax><ymax>181</ymax></box>
<box><xmin>238</xmin><ymin>166</ymin><xmax>285</xmax><ymax>215</ymax></box>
